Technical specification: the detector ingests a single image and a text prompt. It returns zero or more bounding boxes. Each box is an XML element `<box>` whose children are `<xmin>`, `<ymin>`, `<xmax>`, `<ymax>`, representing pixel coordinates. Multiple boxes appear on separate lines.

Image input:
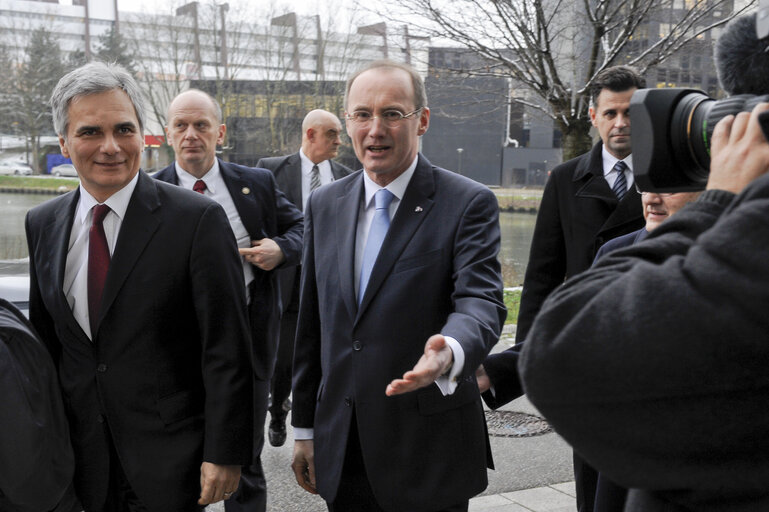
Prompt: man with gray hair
<box><xmin>26</xmin><ymin>62</ymin><xmax>253</xmax><ymax>510</ymax></box>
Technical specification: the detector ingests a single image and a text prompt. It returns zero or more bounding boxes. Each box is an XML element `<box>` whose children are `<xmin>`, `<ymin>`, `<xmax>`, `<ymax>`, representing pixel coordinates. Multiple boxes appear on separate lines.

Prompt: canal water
<box><xmin>0</xmin><ymin>192</ymin><xmax>536</xmax><ymax>286</ymax></box>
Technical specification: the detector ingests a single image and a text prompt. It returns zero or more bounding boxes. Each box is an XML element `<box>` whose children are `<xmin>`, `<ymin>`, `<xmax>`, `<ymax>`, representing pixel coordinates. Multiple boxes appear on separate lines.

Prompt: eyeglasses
<box><xmin>345</xmin><ymin>108</ymin><xmax>422</xmax><ymax>126</ymax></box>
<box><xmin>634</xmin><ymin>183</ymin><xmax>673</xmax><ymax>197</ymax></box>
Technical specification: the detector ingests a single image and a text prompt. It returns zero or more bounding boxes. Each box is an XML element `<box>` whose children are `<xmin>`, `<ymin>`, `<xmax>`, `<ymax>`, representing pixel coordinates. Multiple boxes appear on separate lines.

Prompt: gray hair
<box><xmin>344</xmin><ymin>60</ymin><xmax>428</xmax><ymax>111</ymax></box>
<box><xmin>51</xmin><ymin>61</ymin><xmax>146</xmax><ymax>138</ymax></box>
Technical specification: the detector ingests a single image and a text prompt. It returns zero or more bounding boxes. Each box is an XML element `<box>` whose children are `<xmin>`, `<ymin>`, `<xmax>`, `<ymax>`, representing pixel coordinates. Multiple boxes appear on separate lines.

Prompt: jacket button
<box><xmin>344</xmin><ymin>397</ymin><xmax>352</xmax><ymax>407</ymax></box>
<box><xmin>97</xmin><ymin>363</ymin><xmax>107</xmax><ymax>372</ymax></box>
<box><xmin>97</xmin><ymin>414</ymin><xmax>105</xmax><ymax>423</ymax></box>
<box><xmin>352</xmin><ymin>341</ymin><xmax>362</xmax><ymax>351</ymax></box>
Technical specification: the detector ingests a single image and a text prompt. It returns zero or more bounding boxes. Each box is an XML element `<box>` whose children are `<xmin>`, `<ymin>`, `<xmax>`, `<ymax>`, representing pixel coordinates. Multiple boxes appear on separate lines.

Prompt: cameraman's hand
<box><xmin>709</xmin><ymin>102</ymin><xmax>769</xmax><ymax>194</ymax></box>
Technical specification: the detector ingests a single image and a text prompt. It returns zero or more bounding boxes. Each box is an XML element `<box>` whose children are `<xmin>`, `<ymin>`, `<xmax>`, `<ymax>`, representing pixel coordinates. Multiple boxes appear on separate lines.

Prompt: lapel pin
<box><xmin>415</xmin><ymin>206</ymin><xmax>423</xmax><ymax>212</ymax></box>
<box><xmin>242</xmin><ymin>187</ymin><xmax>250</xmax><ymax>195</ymax></box>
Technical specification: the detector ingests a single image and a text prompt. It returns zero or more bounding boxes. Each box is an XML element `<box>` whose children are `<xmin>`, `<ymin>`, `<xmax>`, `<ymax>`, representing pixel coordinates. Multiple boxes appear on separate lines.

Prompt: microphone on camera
<box><xmin>715</xmin><ymin>12</ymin><xmax>769</xmax><ymax>95</ymax></box>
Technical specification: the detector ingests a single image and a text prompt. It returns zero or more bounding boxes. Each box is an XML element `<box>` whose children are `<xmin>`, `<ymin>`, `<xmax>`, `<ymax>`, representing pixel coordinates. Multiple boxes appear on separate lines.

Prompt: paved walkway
<box><xmin>470</xmin><ymin>482</ymin><xmax>576</xmax><ymax>512</ymax></box>
<box><xmin>207</xmin><ymin>481</ymin><xmax>577</xmax><ymax>512</ymax></box>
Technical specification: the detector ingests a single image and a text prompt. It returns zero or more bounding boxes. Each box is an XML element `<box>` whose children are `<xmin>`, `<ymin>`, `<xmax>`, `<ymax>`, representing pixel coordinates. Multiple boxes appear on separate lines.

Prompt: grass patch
<box><xmin>504</xmin><ymin>288</ymin><xmax>521</xmax><ymax>325</ymax></box>
<box><xmin>0</xmin><ymin>175</ymin><xmax>78</xmax><ymax>190</ymax></box>
<box><xmin>494</xmin><ymin>193</ymin><xmax>541</xmax><ymax>211</ymax></box>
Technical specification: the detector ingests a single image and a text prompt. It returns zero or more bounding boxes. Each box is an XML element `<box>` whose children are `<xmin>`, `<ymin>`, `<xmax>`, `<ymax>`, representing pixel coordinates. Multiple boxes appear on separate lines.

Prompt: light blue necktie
<box><xmin>612</xmin><ymin>160</ymin><xmax>628</xmax><ymax>201</ymax></box>
<box><xmin>358</xmin><ymin>188</ymin><xmax>395</xmax><ymax>304</ymax></box>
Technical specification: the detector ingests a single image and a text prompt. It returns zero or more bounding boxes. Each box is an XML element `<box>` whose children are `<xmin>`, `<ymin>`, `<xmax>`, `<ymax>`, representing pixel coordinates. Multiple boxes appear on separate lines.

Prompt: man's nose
<box><xmin>101</xmin><ymin>134</ymin><xmax>119</xmax><ymax>154</ymax></box>
<box><xmin>366</xmin><ymin>116</ymin><xmax>387</xmax><ymax>136</ymax></box>
<box><xmin>183</xmin><ymin>125</ymin><xmax>198</xmax><ymax>139</ymax></box>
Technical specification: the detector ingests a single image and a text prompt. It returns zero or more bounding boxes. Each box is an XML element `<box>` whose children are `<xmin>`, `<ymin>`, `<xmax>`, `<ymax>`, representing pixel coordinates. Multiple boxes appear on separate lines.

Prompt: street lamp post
<box><xmin>457</xmin><ymin>147</ymin><xmax>464</xmax><ymax>175</ymax></box>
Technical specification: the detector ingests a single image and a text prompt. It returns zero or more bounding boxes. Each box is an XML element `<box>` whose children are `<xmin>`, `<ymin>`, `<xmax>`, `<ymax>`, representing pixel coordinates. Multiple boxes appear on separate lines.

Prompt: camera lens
<box><xmin>632</xmin><ymin>89</ymin><xmax>769</xmax><ymax>192</ymax></box>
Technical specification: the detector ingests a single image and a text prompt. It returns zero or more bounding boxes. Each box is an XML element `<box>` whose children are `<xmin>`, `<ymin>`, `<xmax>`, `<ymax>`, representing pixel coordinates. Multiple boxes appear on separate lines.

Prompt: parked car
<box><xmin>51</xmin><ymin>163</ymin><xmax>78</xmax><ymax>177</ymax></box>
<box><xmin>0</xmin><ymin>275</ymin><xmax>29</xmax><ymax>317</ymax></box>
<box><xmin>0</xmin><ymin>160</ymin><xmax>33</xmax><ymax>175</ymax></box>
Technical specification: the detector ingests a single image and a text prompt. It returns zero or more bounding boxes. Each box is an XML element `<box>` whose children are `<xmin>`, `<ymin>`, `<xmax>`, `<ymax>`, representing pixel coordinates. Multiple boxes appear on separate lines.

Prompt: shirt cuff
<box><xmin>293</xmin><ymin>427</ymin><xmax>313</xmax><ymax>440</ymax></box>
<box><xmin>434</xmin><ymin>336</ymin><xmax>464</xmax><ymax>396</ymax></box>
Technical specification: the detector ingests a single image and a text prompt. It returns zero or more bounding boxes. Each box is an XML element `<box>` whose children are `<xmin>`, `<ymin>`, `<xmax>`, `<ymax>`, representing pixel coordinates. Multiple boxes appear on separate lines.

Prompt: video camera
<box><xmin>630</xmin><ymin>5</ymin><xmax>769</xmax><ymax>192</ymax></box>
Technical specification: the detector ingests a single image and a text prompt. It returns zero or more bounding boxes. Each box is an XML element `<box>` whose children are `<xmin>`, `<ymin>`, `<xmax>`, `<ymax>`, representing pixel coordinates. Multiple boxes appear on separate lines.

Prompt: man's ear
<box><xmin>58</xmin><ymin>136</ymin><xmax>69</xmax><ymax>159</ymax></box>
<box><xmin>417</xmin><ymin>107</ymin><xmax>430</xmax><ymax>136</ymax></box>
<box><xmin>217</xmin><ymin>124</ymin><xmax>227</xmax><ymax>146</ymax></box>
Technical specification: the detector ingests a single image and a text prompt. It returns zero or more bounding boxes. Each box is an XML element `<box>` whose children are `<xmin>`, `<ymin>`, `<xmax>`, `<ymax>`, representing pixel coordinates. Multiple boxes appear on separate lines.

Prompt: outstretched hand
<box><xmin>386</xmin><ymin>334</ymin><xmax>453</xmax><ymax>396</ymax></box>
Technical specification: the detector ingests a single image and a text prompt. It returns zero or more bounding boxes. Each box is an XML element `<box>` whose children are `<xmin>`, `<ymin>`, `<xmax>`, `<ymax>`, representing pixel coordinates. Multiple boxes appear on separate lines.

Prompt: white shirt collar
<box><xmin>299</xmin><ymin>148</ymin><xmax>314</xmax><ymax>171</ymax></box>
<box><xmin>175</xmin><ymin>159</ymin><xmax>220</xmax><ymax>193</ymax></box>
<box><xmin>362</xmin><ymin>155</ymin><xmax>418</xmax><ymax>208</ymax></box>
<box><xmin>601</xmin><ymin>146</ymin><xmax>633</xmax><ymax>177</ymax></box>
<box><xmin>75</xmin><ymin>171</ymin><xmax>139</xmax><ymax>226</ymax></box>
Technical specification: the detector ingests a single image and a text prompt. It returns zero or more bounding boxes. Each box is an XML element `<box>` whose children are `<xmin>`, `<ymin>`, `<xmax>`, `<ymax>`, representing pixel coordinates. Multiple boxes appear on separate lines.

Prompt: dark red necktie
<box><xmin>88</xmin><ymin>204</ymin><xmax>111</xmax><ymax>336</ymax></box>
<box><xmin>193</xmin><ymin>180</ymin><xmax>207</xmax><ymax>194</ymax></box>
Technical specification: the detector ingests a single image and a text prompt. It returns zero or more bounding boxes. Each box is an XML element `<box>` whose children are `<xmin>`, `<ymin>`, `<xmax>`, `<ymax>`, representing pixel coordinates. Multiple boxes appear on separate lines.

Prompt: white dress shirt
<box><xmin>299</xmin><ymin>148</ymin><xmax>335</xmax><ymax>210</ymax></box>
<box><xmin>601</xmin><ymin>147</ymin><xmax>634</xmax><ymax>191</ymax></box>
<box><xmin>64</xmin><ymin>173</ymin><xmax>139</xmax><ymax>340</ymax></box>
<box><xmin>175</xmin><ymin>160</ymin><xmax>254</xmax><ymax>299</ymax></box>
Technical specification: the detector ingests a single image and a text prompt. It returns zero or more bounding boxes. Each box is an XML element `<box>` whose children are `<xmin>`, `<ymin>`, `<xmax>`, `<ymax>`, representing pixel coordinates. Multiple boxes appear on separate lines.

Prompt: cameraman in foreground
<box><xmin>519</xmin><ymin>13</ymin><xmax>769</xmax><ymax>512</ymax></box>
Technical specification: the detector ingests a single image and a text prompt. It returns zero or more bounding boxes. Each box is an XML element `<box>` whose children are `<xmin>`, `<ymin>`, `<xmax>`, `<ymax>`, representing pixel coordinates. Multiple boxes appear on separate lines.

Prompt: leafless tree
<box><xmin>378</xmin><ymin>0</ymin><xmax>756</xmax><ymax>159</ymax></box>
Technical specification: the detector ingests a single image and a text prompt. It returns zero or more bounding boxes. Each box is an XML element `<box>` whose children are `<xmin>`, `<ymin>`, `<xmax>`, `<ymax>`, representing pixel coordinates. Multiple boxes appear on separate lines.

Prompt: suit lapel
<box><xmin>46</xmin><ymin>190</ymin><xmax>92</xmax><ymax>343</ymax></box>
<box><xmin>335</xmin><ymin>174</ymin><xmax>363</xmax><ymax>322</ymax></box>
<box><xmin>330</xmin><ymin>161</ymin><xmax>347</xmax><ymax>181</ymax></box>
<box><xmin>274</xmin><ymin>153</ymin><xmax>302</xmax><ymax>210</ymax></box>
<box><xmin>356</xmin><ymin>157</ymin><xmax>435</xmax><ymax>320</ymax></box>
<box><xmin>219</xmin><ymin>159</ymin><xmax>267</xmax><ymax>239</ymax></box>
<box><xmin>599</xmin><ymin>188</ymin><xmax>643</xmax><ymax>234</ymax></box>
<box><xmin>574</xmin><ymin>144</ymin><xmax>617</xmax><ymax>204</ymax></box>
<box><xmin>155</xmin><ymin>164</ymin><xmax>180</xmax><ymax>185</ymax></box>
<box><xmin>98</xmin><ymin>172</ymin><xmax>161</xmax><ymax>332</ymax></box>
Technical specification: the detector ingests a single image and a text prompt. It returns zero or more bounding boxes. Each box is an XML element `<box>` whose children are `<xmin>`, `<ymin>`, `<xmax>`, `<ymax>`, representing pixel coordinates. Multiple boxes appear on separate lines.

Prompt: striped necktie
<box><xmin>310</xmin><ymin>164</ymin><xmax>321</xmax><ymax>191</ymax></box>
<box><xmin>612</xmin><ymin>161</ymin><xmax>628</xmax><ymax>201</ymax></box>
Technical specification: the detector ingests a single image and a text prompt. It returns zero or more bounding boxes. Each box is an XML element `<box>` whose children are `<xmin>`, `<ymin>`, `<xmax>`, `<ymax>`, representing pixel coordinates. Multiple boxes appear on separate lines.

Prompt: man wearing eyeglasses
<box><xmin>594</xmin><ymin>185</ymin><xmax>702</xmax><ymax>260</ymax></box>
<box><xmin>290</xmin><ymin>60</ymin><xmax>505</xmax><ymax>511</ymax></box>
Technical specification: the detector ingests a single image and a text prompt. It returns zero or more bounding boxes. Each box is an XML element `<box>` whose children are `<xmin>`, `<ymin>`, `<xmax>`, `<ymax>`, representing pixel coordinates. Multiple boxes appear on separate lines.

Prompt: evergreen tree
<box><xmin>95</xmin><ymin>25</ymin><xmax>136</xmax><ymax>75</ymax></box>
<box><xmin>14</xmin><ymin>27</ymin><xmax>65</xmax><ymax>172</ymax></box>
<box><xmin>67</xmin><ymin>48</ymin><xmax>87</xmax><ymax>69</ymax></box>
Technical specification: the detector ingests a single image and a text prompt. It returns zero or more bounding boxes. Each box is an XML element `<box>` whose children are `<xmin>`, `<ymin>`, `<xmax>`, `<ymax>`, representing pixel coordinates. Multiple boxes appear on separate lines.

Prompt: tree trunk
<box><xmin>560</xmin><ymin>119</ymin><xmax>593</xmax><ymax>161</ymax></box>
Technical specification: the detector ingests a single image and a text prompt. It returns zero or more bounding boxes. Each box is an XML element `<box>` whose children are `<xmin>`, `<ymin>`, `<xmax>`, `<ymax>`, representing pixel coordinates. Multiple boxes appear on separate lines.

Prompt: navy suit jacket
<box><xmin>256</xmin><ymin>152</ymin><xmax>351</xmax><ymax>312</ymax></box>
<box><xmin>154</xmin><ymin>159</ymin><xmax>303</xmax><ymax>381</ymax></box>
<box><xmin>593</xmin><ymin>227</ymin><xmax>648</xmax><ymax>263</ymax></box>
<box><xmin>292</xmin><ymin>154</ymin><xmax>506</xmax><ymax>510</ymax></box>
<box><xmin>25</xmin><ymin>171</ymin><xmax>253</xmax><ymax>511</ymax></box>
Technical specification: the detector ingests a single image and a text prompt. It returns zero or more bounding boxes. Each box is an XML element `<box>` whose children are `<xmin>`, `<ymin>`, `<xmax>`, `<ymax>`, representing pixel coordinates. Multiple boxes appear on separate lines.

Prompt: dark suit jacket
<box><xmin>154</xmin><ymin>158</ymin><xmax>303</xmax><ymax>381</ymax></box>
<box><xmin>593</xmin><ymin>227</ymin><xmax>648</xmax><ymax>263</ymax></box>
<box><xmin>256</xmin><ymin>152</ymin><xmax>351</xmax><ymax>312</ymax></box>
<box><xmin>25</xmin><ymin>171</ymin><xmax>254</xmax><ymax>511</ymax></box>
<box><xmin>519</xmin><ymin>180</ymin><xmax>769</xmax><ymax>511</ymax></box>
<box><xmin>481</xmin><ymin>142</ymin><xmax>645</xmax><ymax>410</ymax></box>
<box><xmin>292</xmin><ymin>155</ymin><xmax>506</xmax><ymax>511</ymax></box>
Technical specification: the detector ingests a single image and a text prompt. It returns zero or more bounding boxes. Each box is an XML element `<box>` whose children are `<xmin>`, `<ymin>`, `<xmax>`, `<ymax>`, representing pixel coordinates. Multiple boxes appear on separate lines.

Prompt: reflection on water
<box><xmin>0</xmin><ymin>193</ymin><xmax>52</xmax><ymax>275</ymax></box>
<box><xmin>0</xmin><ymin>193</ymin><xmax>538</xmax><ymax>287</ymax></box>
<box><xmin>498</xmin><ymin>212</ymin><xmax>535</xmax><ymax>287</ymax></box>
